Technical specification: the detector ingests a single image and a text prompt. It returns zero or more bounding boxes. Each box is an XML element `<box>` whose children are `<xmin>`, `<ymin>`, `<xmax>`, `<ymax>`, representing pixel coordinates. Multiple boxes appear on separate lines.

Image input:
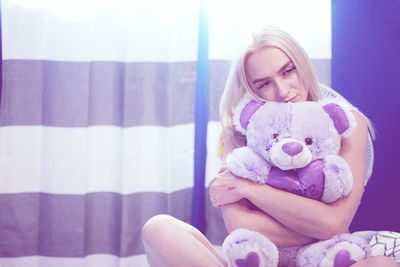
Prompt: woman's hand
<box><xmin>208</xmin><ymin>169</ymin><xmax>254</xmax><ymax>207</ymax></box>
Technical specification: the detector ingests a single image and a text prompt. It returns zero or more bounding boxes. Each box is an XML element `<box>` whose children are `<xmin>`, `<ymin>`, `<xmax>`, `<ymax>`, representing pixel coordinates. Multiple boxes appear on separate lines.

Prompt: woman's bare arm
<box><xmin>220</xmin><ymin>198</ymin><xmax>316</xmax><ymax>247</ymax></box>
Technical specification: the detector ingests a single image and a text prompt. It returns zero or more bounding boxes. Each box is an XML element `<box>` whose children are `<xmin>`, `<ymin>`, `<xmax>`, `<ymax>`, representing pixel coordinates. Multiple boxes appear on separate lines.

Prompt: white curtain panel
<box><xmin>0</xmin><ymin>0</ymin><xmax>331</xmax><ymax>266</ymax></box>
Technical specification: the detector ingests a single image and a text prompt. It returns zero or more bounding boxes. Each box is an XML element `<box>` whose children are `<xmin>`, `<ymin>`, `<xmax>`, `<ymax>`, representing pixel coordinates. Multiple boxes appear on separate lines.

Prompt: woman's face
<box><xmin>245</xmin><ymin>46</ymin><xmax>308</xmax><ymax>103</ymax></box>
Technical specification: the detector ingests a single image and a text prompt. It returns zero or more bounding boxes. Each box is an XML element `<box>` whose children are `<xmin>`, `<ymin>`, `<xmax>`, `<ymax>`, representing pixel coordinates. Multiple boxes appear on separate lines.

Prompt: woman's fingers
<box><xmin>207</xmin><ymin>177</ymin><xmax>216</xmax><ymax>188</ymax></box>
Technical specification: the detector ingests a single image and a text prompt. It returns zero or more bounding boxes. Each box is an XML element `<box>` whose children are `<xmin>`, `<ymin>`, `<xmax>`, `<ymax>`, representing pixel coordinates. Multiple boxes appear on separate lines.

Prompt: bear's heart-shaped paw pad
<box><xmin>333</xmin><ymin>250</ymin><xmax>357</xmax><ymax>267</ymax></box>
<box><xmin>235</xmin><ymin>252</ymin><xmax>260</xmax><ymax>267</ymax></box>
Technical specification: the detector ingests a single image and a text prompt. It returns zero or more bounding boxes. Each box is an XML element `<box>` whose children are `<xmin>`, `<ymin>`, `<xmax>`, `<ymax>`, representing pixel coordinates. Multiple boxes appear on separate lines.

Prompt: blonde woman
<box><xmin>142</xmin><ymin>28</ymin><xmax>399</xmax><ymax>267</ymax></box>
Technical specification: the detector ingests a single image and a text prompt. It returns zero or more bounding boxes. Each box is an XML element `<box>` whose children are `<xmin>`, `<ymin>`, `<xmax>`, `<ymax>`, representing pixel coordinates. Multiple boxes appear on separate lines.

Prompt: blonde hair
<box><xmin>219</xmin><ymin>27</ymin><xmax>321</xmax><ymax>139</ymax></box>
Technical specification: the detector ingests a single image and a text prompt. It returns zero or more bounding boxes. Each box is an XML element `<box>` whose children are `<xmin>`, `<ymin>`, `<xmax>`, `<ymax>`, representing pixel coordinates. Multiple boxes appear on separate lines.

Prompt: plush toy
<box><xmin>226</xmin><ymin>94</ymin><xmax>357</xmax><ymax>203</ymax></box>
<box><xmin>223</xmin><ymin>228</ymin><xmax>371</xmax><ymax>267</ymax></box>
<box><xmin>223</xmin><ymin>94</ymin><xmax>372</xmax><ymax>267</ymax></box>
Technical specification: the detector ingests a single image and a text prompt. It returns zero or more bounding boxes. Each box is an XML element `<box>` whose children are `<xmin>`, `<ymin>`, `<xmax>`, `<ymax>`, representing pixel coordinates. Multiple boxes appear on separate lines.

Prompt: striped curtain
<box><xmin>1</xmin><ymin>1</ymin><xmax>200</xmax><ymax>266</ymax></box>
<box><xmin>0</xmin><ymin>0</ymin><xmax>331</xmax><ymax>266</ymax></box>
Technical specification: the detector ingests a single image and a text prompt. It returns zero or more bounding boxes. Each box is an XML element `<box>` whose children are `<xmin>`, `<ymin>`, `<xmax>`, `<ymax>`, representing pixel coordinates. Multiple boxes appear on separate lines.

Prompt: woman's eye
<box><xmin>257</xmin><ymin>80</ymin><xmax>271</xmax><ymax>89</ymax></box>
<box><xmin>283</xmin><ymin>66</ymin><xmax>296</xmax><ymax>76</ymax></box>
<box><xmin>265</xmin><ymin>143</ymin><xmax>272</xmax><ymax>151</ymax></box>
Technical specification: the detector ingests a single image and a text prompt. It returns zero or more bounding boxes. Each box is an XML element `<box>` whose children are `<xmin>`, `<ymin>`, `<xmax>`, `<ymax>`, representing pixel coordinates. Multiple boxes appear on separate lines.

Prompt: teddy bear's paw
<box><xmin>322</xmin><ymin>155</ymin><xmax>353</xmax><ymax>203</ymax></box>
<box><xmin>227</xmin><ymin>147</ymin><xmax>270</xmax><ymax>183</ymax></box>
<box><xmin>296</xmin><ymin>233</ymin><xmax>371</xmax><ymax>267</ymax></box>
<box><xmin>223</xmin><ymin>229</ymin><xmax>278</xmax><ymax>267</ymax></box>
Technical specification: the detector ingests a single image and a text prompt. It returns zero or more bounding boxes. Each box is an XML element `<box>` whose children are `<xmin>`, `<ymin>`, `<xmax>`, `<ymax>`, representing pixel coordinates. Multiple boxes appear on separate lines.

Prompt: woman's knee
<box><xmin>142</xmin><ymin>214</ymin><xmax>182</xmax><ymax>244</ymax></box>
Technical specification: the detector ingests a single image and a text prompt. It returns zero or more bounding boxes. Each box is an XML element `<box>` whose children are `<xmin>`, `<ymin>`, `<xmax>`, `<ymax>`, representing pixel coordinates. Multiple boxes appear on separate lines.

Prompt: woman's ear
<box><xmin>233</xmin><ymin>93</ymin><xmax>264</xmax><ymax>134</ymax></box>
<box><xmin>321</xmin><ymin>100</ymin><xmax>357</xmax><ymax>137</ymax></box>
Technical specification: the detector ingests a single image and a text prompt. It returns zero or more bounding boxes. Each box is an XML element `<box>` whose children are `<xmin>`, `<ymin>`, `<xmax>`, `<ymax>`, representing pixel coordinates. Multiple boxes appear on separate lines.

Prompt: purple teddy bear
<box><xmin>223</xmin><ymin>94</ymin><xmax>372</xmax><ymax>267</ymax></box>
<box><xmin>227</xmin><ymin>94</ymin><xmax>357</xmax><ymax>203</ymax></box>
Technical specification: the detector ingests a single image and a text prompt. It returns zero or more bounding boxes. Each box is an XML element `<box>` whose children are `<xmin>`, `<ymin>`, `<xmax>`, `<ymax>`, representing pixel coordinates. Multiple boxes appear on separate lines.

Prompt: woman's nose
<box><xmin>275</xmin><ymin>80</ymin><xmax>290</xmax><ymax>99</ymax></box>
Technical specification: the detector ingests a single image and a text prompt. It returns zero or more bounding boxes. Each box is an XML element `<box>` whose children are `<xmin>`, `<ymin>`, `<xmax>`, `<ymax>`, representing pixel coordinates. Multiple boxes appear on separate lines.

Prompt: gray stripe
<box><xmin>208</xmin><ymin>60</ymin><xmax>232</xmax><ymax>122</ymax></box>
<box><xmin>1</xmin><ymin>59</ymin><xmax>330</xmax><ymax>126</ymax></box>
<box><xmin>1</xmin><ymin>60</ymin><xmax>196</xmax><ymax>127</ymax></box>
<box><xmin>0</xmin><ymin>190</ymin><xmax>206</xmax><ymax>257</ymax></box>
<box><xmin>208</xmin><ymin>59</ymin><xmax>331</xmax><ymax>121</ymax></box>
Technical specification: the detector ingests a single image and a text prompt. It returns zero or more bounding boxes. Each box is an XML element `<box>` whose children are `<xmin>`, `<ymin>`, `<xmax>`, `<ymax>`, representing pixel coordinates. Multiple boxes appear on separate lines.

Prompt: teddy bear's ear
<box><xmin>321</xmin><ymin>100</ymin><xmax>357</xmax><ymax>137</ymax></box>
<box><xmin>232</xmin><ymin>93</ymin><xmax>264</xmax><ymax>134</ymax></box>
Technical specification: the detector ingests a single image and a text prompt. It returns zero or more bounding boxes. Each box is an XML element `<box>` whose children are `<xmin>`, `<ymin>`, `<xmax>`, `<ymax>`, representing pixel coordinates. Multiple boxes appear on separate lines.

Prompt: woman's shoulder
<box><xmin>348</xmin><ymin>110</ymin><xmax>369</xmax><ymax>139</ymax></box>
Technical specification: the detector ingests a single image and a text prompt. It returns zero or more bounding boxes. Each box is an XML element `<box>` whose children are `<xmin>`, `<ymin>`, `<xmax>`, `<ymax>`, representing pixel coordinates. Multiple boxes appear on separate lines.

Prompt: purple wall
<box><xmin>332</xmin><ymin>0</ymin><xmax>400</xmax><ymax>231</ymax></box>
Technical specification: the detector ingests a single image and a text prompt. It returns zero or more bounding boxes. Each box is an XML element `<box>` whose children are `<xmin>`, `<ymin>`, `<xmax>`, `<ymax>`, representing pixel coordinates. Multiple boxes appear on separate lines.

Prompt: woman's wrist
<box><xmin>240</xmin><ymin>181</ymin><xmax>273</xmax><ymax>205</ymax></box>
<box><xmin>238</xmin><ymin>179</ymin><xmax>257</xmax><ymax>200</ymax></box>
<box><xmin>217</xmin><ymin>165</ymin><xmax>228</xmax><ymax>174</ymax></box>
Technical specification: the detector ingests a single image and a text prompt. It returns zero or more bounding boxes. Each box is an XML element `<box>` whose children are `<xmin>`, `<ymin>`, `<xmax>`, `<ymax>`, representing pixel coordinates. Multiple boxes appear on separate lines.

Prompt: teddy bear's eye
<box><xmin>305</xmin><ymin>137</ymin><xmax>313</xmax><ymax>145</ymax></box>
<box><xmin>265</xmin><ymin>143</ymin><xmax>272</xmax><ymax>151</ymax></box>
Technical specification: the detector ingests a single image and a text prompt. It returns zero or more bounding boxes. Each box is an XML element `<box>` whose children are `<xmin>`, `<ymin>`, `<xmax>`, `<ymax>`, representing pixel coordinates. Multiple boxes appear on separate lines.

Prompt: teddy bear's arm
<box><xmin>321</xmin><ymin>155</ymin><xmax>354</xmax><ymax>203</ymax></box>
<box><xmin>226</xmin><ymin>147</ymin><xmax>271</xmax><ymax>184</ymax></box>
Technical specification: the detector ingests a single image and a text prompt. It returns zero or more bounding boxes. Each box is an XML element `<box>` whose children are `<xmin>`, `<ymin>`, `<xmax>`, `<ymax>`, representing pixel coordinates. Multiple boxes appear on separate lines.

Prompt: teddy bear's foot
<box><xmin>222</xmin><ymin>228</ymin><xmax>279</xmax><ymax>267</ymax></box>
<box><xmin>296</xmin><ymin>233</ymin><xmax>371</xmax><ymax>267</ymax></box>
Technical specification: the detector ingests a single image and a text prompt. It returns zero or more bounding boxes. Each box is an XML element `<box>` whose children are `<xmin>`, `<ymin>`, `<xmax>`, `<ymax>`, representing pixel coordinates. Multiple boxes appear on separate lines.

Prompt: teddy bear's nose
<box><xmin>282</xmin><ymin>141</ymin><xmax>303</xmax><ymax>156</ymax></box>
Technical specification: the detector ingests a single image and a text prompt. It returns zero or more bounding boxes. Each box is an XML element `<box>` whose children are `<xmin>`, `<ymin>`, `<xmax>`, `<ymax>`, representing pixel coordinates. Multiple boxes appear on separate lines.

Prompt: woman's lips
<box><xmin>285</xmin><ymin>95</ymin><xmax>299</xmax><ymax>103</ymax></box>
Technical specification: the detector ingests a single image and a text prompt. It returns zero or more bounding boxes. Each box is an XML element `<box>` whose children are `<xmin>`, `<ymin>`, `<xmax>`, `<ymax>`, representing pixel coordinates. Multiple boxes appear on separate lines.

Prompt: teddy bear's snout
<box><xmin>270</xmin><ymin>138</ymin><xmax>312</xmax><ymax>170</ymax></box>
<box><xmin>282</xmin><ymin>141</ymin><xmax>304</xmax><ymax>156</ymax></box>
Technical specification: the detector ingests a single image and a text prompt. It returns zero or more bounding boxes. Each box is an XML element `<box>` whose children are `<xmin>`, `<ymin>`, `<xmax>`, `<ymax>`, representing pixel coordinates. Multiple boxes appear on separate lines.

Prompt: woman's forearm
<box><xmin>240</xmin><ymin>183</ymin><xmax>361</xmax><ymax>240</ymax></box>
<box><xmin>220</xmin><ymin>200</ymin><xmax>316</xmax><ymax>247</ymax></box>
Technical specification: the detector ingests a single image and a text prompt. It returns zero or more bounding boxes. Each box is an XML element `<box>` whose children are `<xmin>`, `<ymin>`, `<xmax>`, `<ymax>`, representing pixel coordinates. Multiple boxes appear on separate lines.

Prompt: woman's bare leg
<box><xmin>142</xmin><ymin>214</ymin><xmax>227</xmax><ymax>267</ymax></box>
<box><xmin>352</xmin><ymin>256</ymin><xmax>400</xmax><ymax>267</ymax></box>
